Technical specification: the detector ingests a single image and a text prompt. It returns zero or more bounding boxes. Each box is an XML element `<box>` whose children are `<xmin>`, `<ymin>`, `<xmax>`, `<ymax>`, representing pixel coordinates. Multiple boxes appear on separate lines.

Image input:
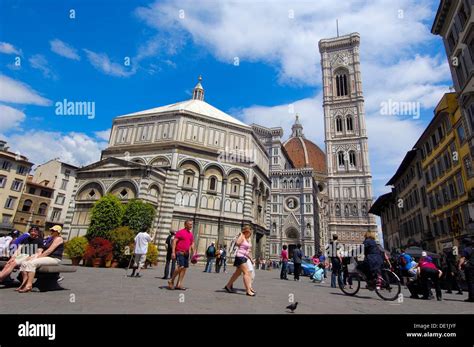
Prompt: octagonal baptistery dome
<box><xmin>283</xmin><ymin>115</ymin><xmax>326</xmax><ymax>174</ymax></box>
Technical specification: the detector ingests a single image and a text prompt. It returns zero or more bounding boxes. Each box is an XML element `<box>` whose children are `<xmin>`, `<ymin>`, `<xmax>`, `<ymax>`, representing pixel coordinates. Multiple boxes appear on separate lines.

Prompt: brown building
<box><xmin>13</xmin><ymin>177</ymin><xmax>54</xmax><ymax>233</ymax></box>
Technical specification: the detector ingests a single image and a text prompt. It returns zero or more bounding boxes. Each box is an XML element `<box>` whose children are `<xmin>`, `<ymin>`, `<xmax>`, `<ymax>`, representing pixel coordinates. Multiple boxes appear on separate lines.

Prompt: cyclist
<box><xmin>358</xmin><ymin>231</ymin><xmax>383</xmax><ymax>290</ymax></box>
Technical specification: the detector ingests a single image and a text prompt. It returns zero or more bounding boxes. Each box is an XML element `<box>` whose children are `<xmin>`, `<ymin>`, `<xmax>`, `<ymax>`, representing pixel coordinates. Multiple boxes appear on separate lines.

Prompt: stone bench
<box><xmin>0</xmin><ymin>260</ymin><xmax>77</xmax><ymax>292</ymax></box>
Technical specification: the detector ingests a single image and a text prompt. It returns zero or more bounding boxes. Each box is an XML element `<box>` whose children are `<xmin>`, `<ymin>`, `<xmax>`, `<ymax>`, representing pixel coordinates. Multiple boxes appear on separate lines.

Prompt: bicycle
<box><xmin>339</xmin><ymin>263</ymin><xmax>401</xmax><ymax>301</ymax></box>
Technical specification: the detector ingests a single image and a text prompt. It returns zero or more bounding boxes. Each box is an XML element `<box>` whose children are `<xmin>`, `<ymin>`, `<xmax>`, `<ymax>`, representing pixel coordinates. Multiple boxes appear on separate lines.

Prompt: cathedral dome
<box><xmin>283</xmin><ymin>115</ymin><xmax>327</xmax><ymax>173</ymax></box>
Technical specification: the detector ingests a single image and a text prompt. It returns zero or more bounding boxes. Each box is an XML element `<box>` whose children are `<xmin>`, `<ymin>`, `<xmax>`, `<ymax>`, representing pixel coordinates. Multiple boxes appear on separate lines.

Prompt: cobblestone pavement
<box><xmin>1</xmin><ymin>263</ymin><xmax>473</xmax><ymax>314</ymax></box>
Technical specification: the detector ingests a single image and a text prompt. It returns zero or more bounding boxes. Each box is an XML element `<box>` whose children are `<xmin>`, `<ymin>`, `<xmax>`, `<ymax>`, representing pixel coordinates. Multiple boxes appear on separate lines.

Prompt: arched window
<box><xmin>183</xmin><ymin>169</ymin><xmax>195</xmax><ymax>188</ymax></box>
<box><xmin>289</xmin><ymin>180</ymin><xmax>293</xmax><ymax>189</ymax></box>
<box><xmin>295</xmin><ymin>179</ymin><xmax>300</xmax><ymax>188</ymax></box>
<box><xmin>38</xmin><ymin>203</ymin><xmax>48</xmax><ymax>215</ymax></box>
<box><xmin>338</xmin><ymin>152</ymin><xmax>345</xmax><ymax>167</ymax></box>
<box><xmin>283</xmin><ymin>180</ymin><xmax>287</xmax><ymax>189</ymax></box>
<box><xmin>335</xmin><ymin>71</ymin><xmax>349</xmax><ymax>96</ymax></box>
<box><xmin>231</xmin><ymin>179</ymin><xmax>240</xmax><ymax>196</ymax></box>
<box><xmin>346</xmin><ymin>115</ymin><xmax>353</xmax><ymax>131</ymax></box>
<box><xmin>349</xmin><ymin>151</ymin><xmax>356</xmax><ymax>167</ymax></box>
<box><xmin>22</xmin><ymin>199</ymin><xmax>32</xmax><ymax>212</ymax></box>
<box><xmin>209</xmin><ymin>176</ymin><xmax>217</xmax><ymax>192</ymax></box>
<box><xmin>336</xmin><ymin>117</ymin><xmax>343</xmax><ymax>132</ymax></box>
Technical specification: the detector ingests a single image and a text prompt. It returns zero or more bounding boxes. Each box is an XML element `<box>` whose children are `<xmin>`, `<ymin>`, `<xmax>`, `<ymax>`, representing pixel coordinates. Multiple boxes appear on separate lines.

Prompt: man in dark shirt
<box><xmin>293</xmin><ymin>244</ymin><xmax>304</xmax><ymax>281</ymax></box>
<box><xmin>329</xmin><ymin>234</ymin><xmax>343</xmax><ymax>288</ymax></box>
<box><xmin>0</xmin><ymin>227</ymin><xmax>43</xmax><ymax>282</ymax></box>
<box><xmin>162</xmin><ymin>231</ymin><xmax>176</xmax><ymax>279</ymax></box>
<box><xmin>459</xmin><ymin>238</ymin><xmax>474</xmax><ymax>302</ymax></box>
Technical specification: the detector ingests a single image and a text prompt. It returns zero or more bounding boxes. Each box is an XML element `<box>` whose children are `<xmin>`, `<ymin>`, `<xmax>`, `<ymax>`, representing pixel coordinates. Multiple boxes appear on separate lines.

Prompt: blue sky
<box><xmin>0</xmin><ymin>0</ymin><xmax>452</xmax><ymax>204</ymax></box>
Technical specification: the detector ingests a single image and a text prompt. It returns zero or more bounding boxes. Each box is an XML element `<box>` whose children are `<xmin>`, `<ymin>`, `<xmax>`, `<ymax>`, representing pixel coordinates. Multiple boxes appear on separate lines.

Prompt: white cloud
<box><xmin>0</xmin><ymin>74</ymin><xmax>51</xmax><ymax>105</ymax></box>
<box><xmin>4</xmin><ymin>131</ymin><xmax>107</xmax><ymax>167</ymax></box>
<box><xmin>29</xmin><ymin>54</ymin><xmax>57</xmax><ymax>79</ymax></box>
<box><xmin>135</xmin><ymin>0</ymin><xmax>437</xmax><ymax>85</ymax></box>
<box><xmin>83</xmin><ymin>49</ymin><xmax>135</xmax><ymax>77</ymax></box>
<box><xmin>0</xmin><ymin>42</ymin><xmax>21</xmax><ymax>55</ymax></box>
<box><xmin>94</xmin><ymin>129</ymin><xmax>111</xmax><ymax>142</ymax></box>
<box><xmin>50</xmin><ymin>39</ymin><xmax>80</xmax><ymax>60</ymax></box>
<box><xmin>0</xmin><ymin>105</ymin><xmax>26</xmax><ymax>131</ymax></box>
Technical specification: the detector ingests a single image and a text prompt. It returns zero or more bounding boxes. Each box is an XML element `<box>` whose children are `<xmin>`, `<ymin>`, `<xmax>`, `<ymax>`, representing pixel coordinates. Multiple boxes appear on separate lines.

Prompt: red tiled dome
<box><xmin>284</xmin><ymin>137</ymin><xmax>327</xmax><ymax>173</ymax></box>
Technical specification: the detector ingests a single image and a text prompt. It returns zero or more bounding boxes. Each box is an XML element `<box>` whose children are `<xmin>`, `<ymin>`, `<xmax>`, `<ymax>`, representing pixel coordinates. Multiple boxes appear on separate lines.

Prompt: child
<box><xmin>312</xmin><ymin>263</ymin><xmax>325</xmax><ymax>283</ymax></box>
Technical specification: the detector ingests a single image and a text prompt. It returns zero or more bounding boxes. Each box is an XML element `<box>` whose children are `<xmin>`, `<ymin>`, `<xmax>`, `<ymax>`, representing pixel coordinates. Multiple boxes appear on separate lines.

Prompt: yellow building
<box><xmin>415</xmin><ymin>93</ymin><xmax>472</xmax><ymax>253</ymax></box>
<box><xmin>0</xmin><ymin>140</ymin><xmax>34</xmax><ymax>234</ymax></box>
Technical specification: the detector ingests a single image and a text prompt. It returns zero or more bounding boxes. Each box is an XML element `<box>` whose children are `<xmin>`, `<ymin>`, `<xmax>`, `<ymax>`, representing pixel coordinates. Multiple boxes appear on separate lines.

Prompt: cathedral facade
<box><xmin>63</xmin><ymin>32</ymin><xmax>375</xmax><ymax>261</ymax></box>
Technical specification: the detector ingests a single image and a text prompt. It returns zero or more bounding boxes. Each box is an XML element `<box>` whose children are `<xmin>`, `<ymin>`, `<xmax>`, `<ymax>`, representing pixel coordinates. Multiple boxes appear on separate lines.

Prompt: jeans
<box><xmin>222</xmin><ymin>258</ymin><xmax>227</xmax><ymax>272</ymax></box>
<box><xmin>331</xmin><ymin>268</ymin><xmax>343</xmax><ymax>288</ymax></box>
<box><xmin>280</xmin><ymin>261</ymin><xmax>288</xmax><ymax>279</ymax></box>
<box><xmin>163</xmin><ymin>256</ymin><xmax>176</xmax><ymax>279</ymax></box>
<box><xmin>205</xmin><ymin>257</ymin><xmax>215</xmax><ymax>272</ymax></box>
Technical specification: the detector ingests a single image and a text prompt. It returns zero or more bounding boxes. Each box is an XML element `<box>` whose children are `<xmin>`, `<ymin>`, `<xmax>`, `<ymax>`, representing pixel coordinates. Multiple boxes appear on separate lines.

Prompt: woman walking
<box><xmin>223</xmin><ymin>225</ymin><xmax>256</xmax><ymax>296</ymax></box>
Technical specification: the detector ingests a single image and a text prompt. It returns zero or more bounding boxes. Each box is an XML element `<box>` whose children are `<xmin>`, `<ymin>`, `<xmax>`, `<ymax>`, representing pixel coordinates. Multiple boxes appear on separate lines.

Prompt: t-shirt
<box><xmin>419</xmin><ymin>258</ymin><xmax>438</xmax><ymax>270</ymax></box>
<box><xmin>19</xmin><ymin>236</ymin><xmax>44</xmax><ymax>256</ymax></box>
<box><xmin>293</xmin><ymin>249</ymin><xmax>303</xmax><ymax>264</ymax></box>
<box><xmin>281</xmin><ymin>249</ymin><xmax>288</xmax><ymax>262</ymax></box>
<box><xmin>175</xmin><ymin>228</ymin><xmax>194</xmax><ymax>253</ymax></box>
<box><xmin>400</xmin><ymin>253</ymin><xmax>413</xmax><ymax>271</ymax></box>
<box><xmin>134</xmin><ymin>232</ymin><xmax>152</xmax><ymax>255</ymax></box>
<box><xmin>0</xmin><ymin>236</ymin><xmax>12</xmax><ymax>257</ymax></box>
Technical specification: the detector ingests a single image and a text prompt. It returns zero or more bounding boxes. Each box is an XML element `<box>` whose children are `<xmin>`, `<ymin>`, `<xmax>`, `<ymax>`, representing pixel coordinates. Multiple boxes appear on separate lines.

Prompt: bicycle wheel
<box><xmin>375</xmin><ymin>269</ymin><xmax>401</xmax><ymax>301</ymax></box>
<box><xmin>339</xmin><ymin>272</ymin><xmax>360</xmax><ymax>296</ymax></box>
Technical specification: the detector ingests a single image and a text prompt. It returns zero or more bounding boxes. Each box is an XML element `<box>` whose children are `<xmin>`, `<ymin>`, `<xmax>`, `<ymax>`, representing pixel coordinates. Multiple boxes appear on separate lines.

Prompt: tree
<box><xmin>109</xmin><ymin>226</ymin><xmax>135</xmax><ymax>266</ymax></box>
<box><xmin>86</xmin><ymin>194</ymin><xmax>123</xmax><ymax>240</ymax></box>
<box><xmin>122</xmin><ymin>199</ymin><xmax>156</xmax><ymax>234</ymax></box>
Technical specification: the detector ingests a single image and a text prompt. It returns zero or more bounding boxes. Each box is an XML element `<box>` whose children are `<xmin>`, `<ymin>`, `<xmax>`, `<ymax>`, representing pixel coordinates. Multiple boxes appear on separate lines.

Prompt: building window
<box><xmin>119</xmin><ymin>189</ymin><xmax>128</xmax><ymax>199</ymax></box>
<box><xmin>456</xmin><ymin>173</ymin><xmax>465</xmax><ymax>195</ymax></box>
<box><xmin>21</xmin><ymin>199</ymin><xmax>32</xmax><ymax>212</ymax></box>
<box><xmin>11</xmin><ymin>180</ymin><xmax>23</xmax><ymax>192</ymax></box>
<box><xmin>425</xmin><ymin>141</ymin><xmax>431</xmax><ymax>155</ymax></box>
<box><xmin>17</xmin><ymin>166</ymin><xmax>28</xmax><ymax>175</ymax></box>
<box><xmin>38</xmin><ymin>203</ymin><xmax>47</xmax><ymax>215</ymax></box>
<box><xmin>231</xmin><ymin>179</ymin><xmax>240</xmax><ymax>196</ymax></box>
<box><xmin>2</xmin><ymin>214</ymin><xmax>12</xmax><ymax>224</ymax></box>
<box><xmin>55</xmin><ymin>194</ymin><xmax>65</xmax><ymax>205</ymax></box>
<box><xmin>349</xmin><ymin>151</ymin><xmax>356</xmax><ymax>167</ymax></box>
<box><xmin>421</xmin><ymin>187</ymin><xmax>427</xmax><ymax>207</ymax></box>
<box><xmin>336</xmin><ymin>117</ymin><xmax>343</xmax><ymax>132</ymax></box>
<box><xmin>458</xmin><ymin>3</ymin><xmax>468</xmax><ymax>29</ymax></box>
<box><xmin>60</xmin><ymin>179</ymin><xmax>68</xmax><ymax>190</ymax></box>
<box><xmin>208</xmin><ymin>176</ymin><xmax>217</xmax><ymax>192</ymax></box>
<box><xmin>457</xmin><ymin>124</ymin><xmax>466</xmax><ymax>143</ymax></box>
<box><xmin>0</xmin><ymin>175</ymin><xmax>6</xmax><ymax>188</ymax></box>
<box><xmin>464</xmin><ymin>156</ymin><xmax>474</xmax><ymax>178</ymax></box>
<box><xmin>431</xmin><ymin>133</ymin><xmax>438</xmax><ymax>148</ymax></box>
<box><xmin>273</xmin><ymin>157</ymin><xmax>278</xmax><ymax>164</ymax></box>
<box><xmin>305</xmin><ymin>178</ymin><xmax>310</xmax><ymax>187</ymax></box>
<box><xmin>335</xmin><ymin>72</ymin><xmax>349</xmax><ymax>96</ymax></box>
<box><xmin>5</xmin><ymin>196</ymin><xmax>16</xmax><ymax>209</ymax></box>
<box><xmin>64</xmin><ymin>169</ymin><xmax>71</xmax><ymax>178</ymax></box>
<box><xmin>51</xmin><ymin>208</ymin><xmax>61</xmax><ymax>222</ymax></box>
<box><xmin>1</xmin><ymin>160</ymin><xmax>11</xmax><ymax>171</ymax></box>
<box><xmin>40</xmin><ymin>190</ymin><xmax>52</xmax><ymax>198</ymax></box>
<box><xmin>305</xmin><ymin>204</ymin><xmax>311</xmax><ymax>213</ymax></box>
<box><xmin>338</xmin><ymin>152</ymin><xmax>345</xmax><ymax>167</ymax></box>
<box><xmin>283</xmin><ymin>180</ymin><xmax>287</xmax><ymax>189</ymax></box>
<box><xmin>272</xmin><ymin>205</ymin><xmax>278</xmax><ymax>213</ymax></box>
<box><xmin>346</xmin><ymin>116</ymin><xmax>353</xmax><ymax>131</ymax></box>
<box><xmin>449</xmin><ymin>180</ymin><xmax>458</xmax><ymax>200</ymax></box>
<box><xmin>183</xmin><ymin>170</ymin><xmax>195</xmax><ymax>189</ymax></box>
<box><xmin>361</xmin><ymin>204</ymin><xmax>367</xmax><ymax>216</ymax></box>
<box><xmin>28</xmin><ymin>187</ymin><xmax>35</xmax><ymax>195</ymax></box>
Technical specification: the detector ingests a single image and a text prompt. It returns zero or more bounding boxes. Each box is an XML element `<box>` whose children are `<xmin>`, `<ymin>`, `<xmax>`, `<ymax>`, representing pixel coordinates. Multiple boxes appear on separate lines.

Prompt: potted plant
<box><xmin>64</xmin><ymin>236</ymin><xmax>88</xmax><ymax>266</ymax></box>
<box><xmin>84</xmin><ymin>237</ymin><xmax>113</xmax><ymax>268</ymax></box>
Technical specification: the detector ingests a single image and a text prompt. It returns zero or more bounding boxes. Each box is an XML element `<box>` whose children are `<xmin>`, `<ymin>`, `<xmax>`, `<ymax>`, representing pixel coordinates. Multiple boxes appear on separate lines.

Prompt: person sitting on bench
<box><xmin>0</xmin><ymin>227</ymin><xmax>43</xmax><ymax>283</ymax></box>
<box><xmin>16</xmin><ymin>225</ymin><xmax>64</xmax><ymax>293</ymax></box>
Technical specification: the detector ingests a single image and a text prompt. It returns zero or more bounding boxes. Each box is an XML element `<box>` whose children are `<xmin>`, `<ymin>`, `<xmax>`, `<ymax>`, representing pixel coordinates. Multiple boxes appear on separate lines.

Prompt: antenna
<box><xmin>336</xmin><ymin>19</ymin><xmax>339</xmax><ymax>37</ymax></box>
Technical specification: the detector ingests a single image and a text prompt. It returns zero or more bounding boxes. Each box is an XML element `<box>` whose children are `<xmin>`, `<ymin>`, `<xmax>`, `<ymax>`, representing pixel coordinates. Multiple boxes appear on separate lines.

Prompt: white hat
<box><xmin>421</xmin><ymin>251</ymin><xmax>427</xmax><ymax>257</ymax></box>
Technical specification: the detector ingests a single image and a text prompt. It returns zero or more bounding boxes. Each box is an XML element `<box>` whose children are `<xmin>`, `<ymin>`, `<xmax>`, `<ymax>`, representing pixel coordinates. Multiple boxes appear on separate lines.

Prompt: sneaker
<box><xmin>57</xmin><ymin>276</ymin><xmax>64</xmax><ymax>283</ymax></box>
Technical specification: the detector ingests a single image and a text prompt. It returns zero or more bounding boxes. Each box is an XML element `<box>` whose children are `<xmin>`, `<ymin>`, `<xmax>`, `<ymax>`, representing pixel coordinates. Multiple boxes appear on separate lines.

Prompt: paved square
<box><xmin>1</xmin><ymin>263</ymin><xmax>473</xmax><ymax>314</ymax></box>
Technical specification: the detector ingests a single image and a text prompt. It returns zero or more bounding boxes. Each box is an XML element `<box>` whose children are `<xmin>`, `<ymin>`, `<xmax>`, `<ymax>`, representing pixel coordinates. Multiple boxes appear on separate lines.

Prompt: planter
<box><xmin>92</xmin><ymin>257</ymin><xmax>102</xmax><ymax>268</ymax></box>
<box><xmin>71</xmin><ymin>257</ymin><xmax>82</xmax><ymax>266</ymax></box>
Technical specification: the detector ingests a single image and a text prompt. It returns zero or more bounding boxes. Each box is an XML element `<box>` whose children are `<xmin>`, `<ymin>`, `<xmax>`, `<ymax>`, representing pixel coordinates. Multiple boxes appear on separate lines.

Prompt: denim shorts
<box><xmin>176</xmin><ymin>252</ymin><xmax>189</xmax><ymax>268</ymax></box>
<box><xmin>233</xmin><ymin>256</ymin><xmax>247</xmax><ymax>267</ymax></box>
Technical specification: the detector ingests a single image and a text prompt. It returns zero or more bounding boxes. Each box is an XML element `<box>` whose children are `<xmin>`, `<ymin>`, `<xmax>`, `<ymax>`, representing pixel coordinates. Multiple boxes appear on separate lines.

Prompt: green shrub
<box><xmin>146</xmin><ymin>243</ymin><xmax>159</xmax><ymax>265</ymax></box>
<box><xmin>109</xmin><ymin>226</ymin><xmax>135</xmax><ymax>265</ymax></box>
<box><xmin>122</xmin><ymin>199</ymin><xmax>155</xmax><ymax>234</ymax></box>
<box><xmin>64</xmin><ymin>236</ymin><xmax>88</xmax><ymax>259</ymax></box>
<box><xmin>87</xmin><ymin>194</ymin><xmax>123</xmax><ymax>240</ymax></box>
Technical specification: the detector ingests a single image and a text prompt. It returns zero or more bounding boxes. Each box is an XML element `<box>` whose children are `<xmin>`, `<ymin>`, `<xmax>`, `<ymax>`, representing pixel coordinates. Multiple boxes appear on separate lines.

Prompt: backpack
<box><xmin>206</xmin><ymin>245</ymin><xmax>216</xmax><ymax>257</ymax></box>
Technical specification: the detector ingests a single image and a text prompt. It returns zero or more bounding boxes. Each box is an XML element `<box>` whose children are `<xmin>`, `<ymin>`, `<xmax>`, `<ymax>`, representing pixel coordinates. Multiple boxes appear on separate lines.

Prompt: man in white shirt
<box><xmin>130</xmin><ymin>231</ymin><xmax>152</xmax><ymax>278</ymax></box>
<box><xmin>0</xmin><ymin>234</ymin><xmax>13</xmax><ymax>258</ymax></box>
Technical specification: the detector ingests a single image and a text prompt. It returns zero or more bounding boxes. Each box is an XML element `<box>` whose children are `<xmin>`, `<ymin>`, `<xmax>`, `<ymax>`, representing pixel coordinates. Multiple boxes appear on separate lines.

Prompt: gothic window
<box><xmin>296</xmin><ymin>179</ymin><xmax>300</xmax><ymax>188</ymax></box>
<box><xmin>338</xmin><ymin>151</ymin><xmax>345</xmax><ymax>167</ymax></box>
<box><xmin>351</xmin><ymin>204</ymin><xmax>358</xmax><ymax>216</ymax></box>
<box><xmin>362</xmin><ymin>204</ymin><xmax>367</xmax><ymax>216</ymax></box>
<box><xmin>349</xmin><ymin>151</ymin><xmax>356</xmax><ymax>167</ymax></box>
<box><xmin>335</xmin><ymin>71</ymin><xmax>349</xmax><ymax>97</ymax></box>
<box><xmin>344</xmin><ymin>205</ymin><xmax>349</xmax><ymax>216</ymax></box>
<box><xmin>283</xmin><ymin>180</ymin><xmax>287</xmax><ymax>189</ymax></box>
<box><xmin>289</xmin><ymin>180</ymin><xmax>293</xmax><ymax>189</ymax></box>
<box><xmin>346</xmin><ymin>115</ymin><xmax>353</xmax><ymax>131</ymax></box>
<box><xmin>336</xmin><ymin>117</ymin><xmax>343</xmax><ymax>132</ymax></box>
<box><xmin>335</xmin><ymin>204</ymin><xmax>341</xmax><ymax>217</ymax></box>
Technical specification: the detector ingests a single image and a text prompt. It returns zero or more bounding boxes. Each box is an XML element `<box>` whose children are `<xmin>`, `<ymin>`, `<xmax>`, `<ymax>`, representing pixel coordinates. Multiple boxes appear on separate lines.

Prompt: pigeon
<box><xmin>286</xmin><ymin>302</ymin><xmax>298</xmax><ymax>313</ymax></box>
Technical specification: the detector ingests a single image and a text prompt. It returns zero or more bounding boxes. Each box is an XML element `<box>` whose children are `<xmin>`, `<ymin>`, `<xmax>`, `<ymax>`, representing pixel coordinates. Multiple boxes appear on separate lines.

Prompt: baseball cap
<box><xmin>421</xmin><ymin>251</ymin><xmax>427</xmax><ymax>257</ymax></box>
<box><xmin>49</xmin><ymin>225</ymin><xmax>63</xmax><ymax>233</ymax></box>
